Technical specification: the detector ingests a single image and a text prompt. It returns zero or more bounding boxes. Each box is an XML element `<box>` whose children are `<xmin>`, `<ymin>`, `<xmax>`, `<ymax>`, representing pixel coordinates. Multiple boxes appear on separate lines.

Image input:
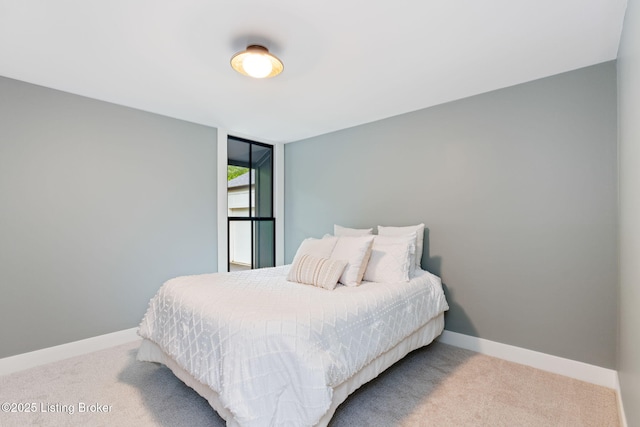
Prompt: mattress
<box><xmin>137</xmin><ymin>265</ymin><xmax>449</xmax><ymax>426</ymax></box>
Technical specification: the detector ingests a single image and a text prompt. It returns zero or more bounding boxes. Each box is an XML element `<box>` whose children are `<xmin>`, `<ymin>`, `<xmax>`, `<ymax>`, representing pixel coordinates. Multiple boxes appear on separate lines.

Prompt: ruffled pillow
<box><xmin>334</xmin><ymin>224</ymin><xmax>374</xmax><ymax>236</ymax></box>
<box><xmin>363</xmin><ymin>234</ymin><xmax>416</xmax><ymax>283</ymax></box>
<box><xmin>377</xmin><ymin>224</ymin><xmax>425</xmax><ymax>273</ymax></box>
<box><xmin>329</xmin><ymin>235</ymin><xmax>375</xmax><ymax>286</ymax></box>
<box><xmin>291</xmin><ymin>236</ymin><xmax>338</xmax><ymax>264</ymax></box>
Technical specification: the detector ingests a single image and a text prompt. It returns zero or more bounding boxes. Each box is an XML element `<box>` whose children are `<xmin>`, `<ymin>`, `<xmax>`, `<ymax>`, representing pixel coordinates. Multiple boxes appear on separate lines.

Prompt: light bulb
<box><xmin>242</xmin><ymin>54</ymin><xmax>273</xmax><ymax>78</ymax></box>
<box><xmin>231</xmin><ymin>45</ymin><xmax>283</xmax><ymax>78</ymax></box>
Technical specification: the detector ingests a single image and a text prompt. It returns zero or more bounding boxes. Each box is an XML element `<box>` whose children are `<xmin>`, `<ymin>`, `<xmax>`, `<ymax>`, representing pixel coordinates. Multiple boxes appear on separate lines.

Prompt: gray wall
<box><xmin>0</xmin><ymin>77</ymin><xmax>217</xmax><ymax>358</ymax></box>
<box><xmin>617</xmin><ymin>0</ymin><xmax>640</xmax><ymax>423</ymax></box>
<box><xmin>285</xmin><ymin>62</ymin><xmax>618</xmax><ymax>368</ymax></box>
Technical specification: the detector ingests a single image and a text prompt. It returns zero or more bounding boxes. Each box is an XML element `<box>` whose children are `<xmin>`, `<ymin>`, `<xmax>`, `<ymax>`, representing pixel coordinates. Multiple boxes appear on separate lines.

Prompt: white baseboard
<box><xmin>438</xmin><ymin>331</ymin><xmax>628</xmax><ymax>425</ymax></box>
<box><xmin>437</xmin><ymin>330</ymin><xmax>618</xmax><ymax>389</ymax></box>
<box><xmin>0</xmin><ymin>328</ymin><xmax>140</xmax><ymax>376</ymax></box>
<box><xmin>0</xmin><ymin>327</ymin><xmax>629</xmax><ymax>426</ymax></box>
<box><xmin>615</xmin><ymin>374</ymin><xmax>629</xmax><ymax>427</ymax></box>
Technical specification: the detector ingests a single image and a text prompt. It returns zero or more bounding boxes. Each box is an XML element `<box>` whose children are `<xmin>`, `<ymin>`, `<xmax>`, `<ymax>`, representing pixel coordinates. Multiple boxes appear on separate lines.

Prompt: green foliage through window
<box><xmin>228</xmin><ymin>165</ymin><xmax>249</xmax><ymax>181</ymax></box>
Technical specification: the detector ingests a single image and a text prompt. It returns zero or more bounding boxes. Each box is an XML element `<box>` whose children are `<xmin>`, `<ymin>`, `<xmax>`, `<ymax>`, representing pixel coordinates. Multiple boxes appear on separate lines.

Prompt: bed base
<box><xmin>137</xmin><ymin>313</ymin><xmax>445</xmax><ymax>427</ymax></box>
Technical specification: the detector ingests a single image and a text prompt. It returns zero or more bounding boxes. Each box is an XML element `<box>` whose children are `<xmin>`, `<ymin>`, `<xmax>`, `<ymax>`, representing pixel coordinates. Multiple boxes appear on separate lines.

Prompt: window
<box><xmin>227</xmin><ymin>136</ymin><xmax>275</xmax><ymax>271</ymax></box>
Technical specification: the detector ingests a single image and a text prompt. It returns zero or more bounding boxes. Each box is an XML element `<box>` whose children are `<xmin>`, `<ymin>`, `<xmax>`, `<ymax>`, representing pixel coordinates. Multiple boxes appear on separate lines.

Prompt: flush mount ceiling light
<box><xmin>231</xmin><ymin>45</ymin><xmax>284</xmax><ymax>79</ymax></box>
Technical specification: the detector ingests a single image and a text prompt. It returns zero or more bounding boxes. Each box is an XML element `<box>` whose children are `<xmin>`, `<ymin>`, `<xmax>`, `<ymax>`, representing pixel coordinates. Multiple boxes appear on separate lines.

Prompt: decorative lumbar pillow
<box><xmin>334</xmin><ymin>224</ymin><xmax>374</xmax><ymax>237</ymax></box>
<box><xmin>287</xmin><ymin>254</ymin><xmax>348</xmax><ymax>290</ymax></box>
<box><xmin>291</xmin><ymin>236</ymin><xmax>338</xmax><ymax>265</ymax></box>
<box><xmin>377</xmin><ymin>224</ymin><xmax>425</xmax><ymax>272</ymax></box>
<box><xmin>363</xmin><ymin>234</ymin><xmax>416</xmax><ymax>283</ymax></box>
<box><xmin>330</xmin><ymin>235</ymin><xmax>375</xmax><ymax>286</ymax></box>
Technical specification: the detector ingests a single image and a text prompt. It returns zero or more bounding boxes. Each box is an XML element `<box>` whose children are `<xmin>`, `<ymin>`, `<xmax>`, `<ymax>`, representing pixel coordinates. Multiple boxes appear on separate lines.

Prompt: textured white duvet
<box><xmin>137</xmin><ymin>265</ymin><xmax>449</xmax><ymax>427</ymax></box>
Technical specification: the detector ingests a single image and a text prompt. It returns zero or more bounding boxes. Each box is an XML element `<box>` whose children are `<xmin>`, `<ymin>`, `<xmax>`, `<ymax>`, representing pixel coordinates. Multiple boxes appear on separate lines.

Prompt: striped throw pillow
<box><xmin>287</xmin><ymin>254</ymin><xmax>348</xmax><ymax>290</ymax></box>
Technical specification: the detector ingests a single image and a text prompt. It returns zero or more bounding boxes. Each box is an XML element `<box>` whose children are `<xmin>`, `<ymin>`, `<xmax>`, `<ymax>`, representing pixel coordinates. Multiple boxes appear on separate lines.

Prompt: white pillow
<box><xmin>330</xmin><ymin>235</ymin><xmax>375</xmax><ymax>286</ymax></box>
<box><xmin>334</xmin><ymin>224</ymin><xmax>374</xmax><ymax>236</ymax></box>
<box><xmin>377</xmin><ymin>224</ymin><xmax>425</xmax><ymax>272</ymax></box>
<box><xmin>363</xmin><ymin>234</ymin><xmax>416</xmax><ymax>283</ymax></box>
<box><xmin>287</xmin><ymin>254</ymin><xmax>348</xmax><ymax>290</ymax></box>
<box><xmin>291</xmin><ymin>236</ymin><xmax>338</xmax><ymax>264</ymax></box>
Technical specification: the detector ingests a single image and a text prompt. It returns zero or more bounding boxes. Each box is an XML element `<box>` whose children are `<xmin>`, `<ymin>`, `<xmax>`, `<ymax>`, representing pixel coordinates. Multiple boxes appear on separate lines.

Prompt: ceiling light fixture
<box><xmin>231</xmin><ymin>45</ymin><xmax>284</xmax><ymax>79</ymax></box>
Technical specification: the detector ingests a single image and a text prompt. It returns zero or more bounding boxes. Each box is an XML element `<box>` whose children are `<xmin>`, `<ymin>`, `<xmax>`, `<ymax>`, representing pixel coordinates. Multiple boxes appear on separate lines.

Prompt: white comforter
<box><xmin>137</xmin><ymin>265</ymin><xmax>448</xmax><ymax>427</ymax></box>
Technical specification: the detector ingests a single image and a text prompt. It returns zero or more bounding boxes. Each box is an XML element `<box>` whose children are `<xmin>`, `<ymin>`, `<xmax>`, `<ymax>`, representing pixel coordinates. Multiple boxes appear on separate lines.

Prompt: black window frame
<box><xmin>227</xmin><ymin>136</ymin><xmax>275</xmax><ymax>271</ymax></box>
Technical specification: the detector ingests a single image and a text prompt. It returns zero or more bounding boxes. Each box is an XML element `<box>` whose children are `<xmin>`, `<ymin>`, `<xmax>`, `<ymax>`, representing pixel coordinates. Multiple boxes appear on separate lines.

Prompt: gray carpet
<box><xmin>0</xmin><ymin>339</ymin><xmax>620</xmax><ymax>426</ymax></box>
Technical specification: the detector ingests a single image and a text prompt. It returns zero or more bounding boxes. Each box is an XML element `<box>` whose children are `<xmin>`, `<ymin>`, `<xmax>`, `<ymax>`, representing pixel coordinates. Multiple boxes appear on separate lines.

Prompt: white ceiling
<box><xmin>0</xmin><ymin>0</ymin><xmax>628</xmax><ymax>143</ymax></box>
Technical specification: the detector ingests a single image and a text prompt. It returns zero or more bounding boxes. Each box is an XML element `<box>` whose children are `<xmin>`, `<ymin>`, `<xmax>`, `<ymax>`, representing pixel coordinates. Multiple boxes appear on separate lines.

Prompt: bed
<box><xmin>137</xmin><ymin>228</ymin><xmax>449</xmax><ymax>426</ymax></box>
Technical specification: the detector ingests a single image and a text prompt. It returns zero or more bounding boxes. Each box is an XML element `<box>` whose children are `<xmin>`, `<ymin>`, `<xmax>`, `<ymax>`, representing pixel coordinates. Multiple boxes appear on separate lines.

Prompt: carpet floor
<box><xmin>0</xmin><ymin>339</ymin><xmax>620</xmax><ymax>426</ymax></box>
